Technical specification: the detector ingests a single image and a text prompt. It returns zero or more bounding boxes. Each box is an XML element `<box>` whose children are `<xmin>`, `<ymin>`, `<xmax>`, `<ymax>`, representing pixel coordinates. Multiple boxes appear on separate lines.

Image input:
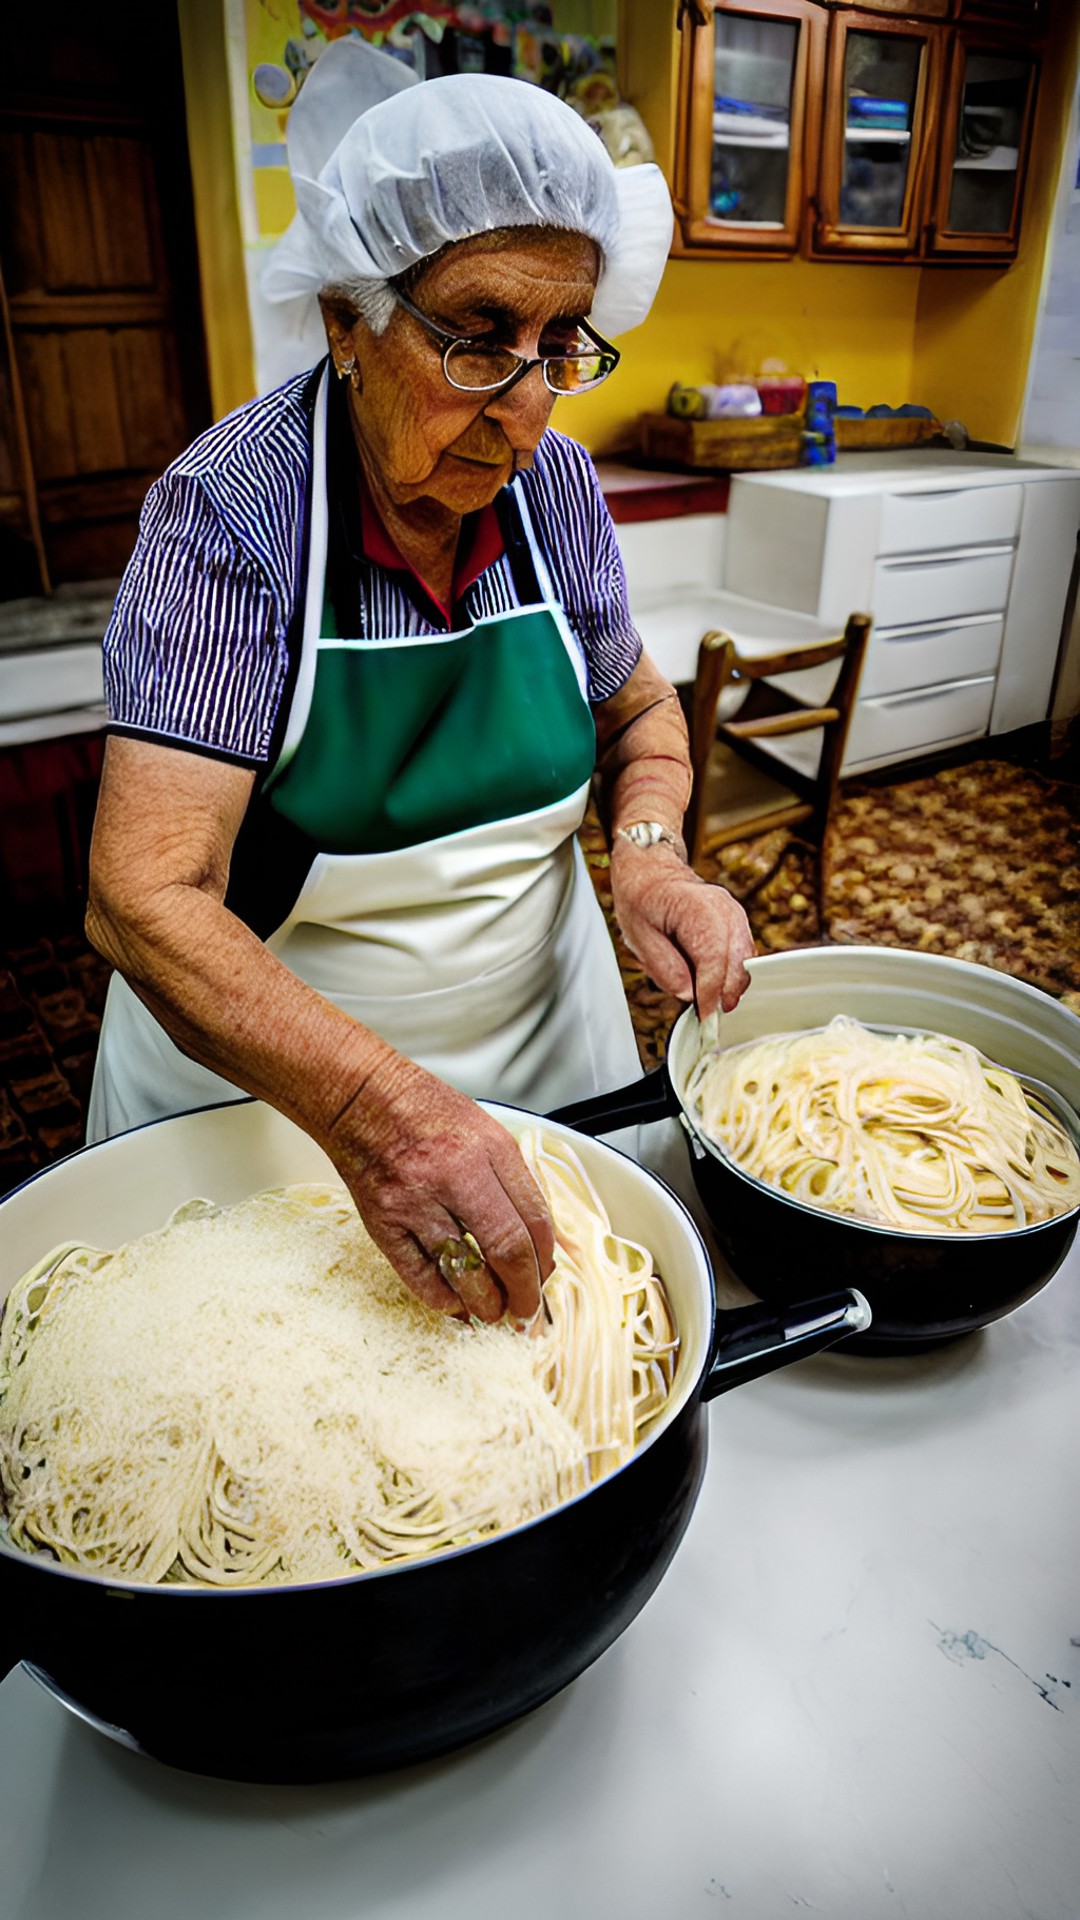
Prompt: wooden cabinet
<box><xmin>810</xmin><ymin>10</ymin><xmax>943</xmax><ymax>258</ymax></box>
<box><xmin>926</xmin><ymin>31</ymin><xmax>1039</xmax><ymax>258</ymax></box>
<box><xmin>820</xmin><ymin>0</ymin><xmax>1044</xmax><ymax>20</ymax></box>
<box><xmin>674</xmin><ymin>0</ymin><xmax>1045</xmax><ymax>265</ymax></box>
<box><xmin>953</xmin><ymin>1</ymin><xmax>1046</xmax><ymax>25</ymax></box>
<box><xmin>823</xmin><ymin>0</ymin><xmax>950</xmax><ymax>16</ymax></box>
<box><xmin>673</xmin><ymin>0</ymin><xmax>824</xmax><ymax>256</ymax></box>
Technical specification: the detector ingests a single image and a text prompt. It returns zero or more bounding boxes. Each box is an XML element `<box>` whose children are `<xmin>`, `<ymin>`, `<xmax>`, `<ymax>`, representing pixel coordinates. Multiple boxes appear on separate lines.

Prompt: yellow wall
<box><xmin>557</xmin><ymin>255</ymin><xmax>921</xmax><ymax>454</ymax></box>
<box><xmin>177</xmin><ymin>0</ymin><xmax>255</xmax><ymax>422</ymax></box>
<box><xmin>181</xmin><ymin>0</ymin><xmax>1079</xmax><ymax>451</ymax></box>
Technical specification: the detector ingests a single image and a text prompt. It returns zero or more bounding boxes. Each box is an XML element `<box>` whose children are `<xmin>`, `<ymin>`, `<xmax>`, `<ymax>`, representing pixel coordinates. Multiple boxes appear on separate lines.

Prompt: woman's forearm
<box><xmin>592</xmin><ymin>653</ymin><xmax>755</xmax><ymax>1017</ymax></box>
<box><xmin>87</xmin><ymin>874</ymin><xmax>400</xmax><ymax>1144</ymax></box>
<box><xmin>592</xmin><ymin>653</ymin><xmax>692</xmax><ymax>845</ymax></box>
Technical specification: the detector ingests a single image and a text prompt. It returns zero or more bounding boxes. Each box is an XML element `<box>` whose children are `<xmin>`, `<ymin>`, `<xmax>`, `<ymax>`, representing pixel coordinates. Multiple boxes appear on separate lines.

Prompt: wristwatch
<box><xmin>615</xmin><ymin>821</ymin><xmax>686</xmax><ymax>856</ymax></box>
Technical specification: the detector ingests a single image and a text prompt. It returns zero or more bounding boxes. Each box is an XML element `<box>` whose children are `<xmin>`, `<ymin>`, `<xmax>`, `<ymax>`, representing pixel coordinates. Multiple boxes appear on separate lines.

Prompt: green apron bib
<box><xmin>266</xmin><ymin>596</ymin><xmax>597</xmax><ymax>857</ymax></box>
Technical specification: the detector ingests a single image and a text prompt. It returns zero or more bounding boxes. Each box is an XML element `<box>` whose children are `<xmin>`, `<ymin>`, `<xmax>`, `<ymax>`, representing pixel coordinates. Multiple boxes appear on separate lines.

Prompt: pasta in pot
<box><xmin>686</xmin><ymin>1015</ymin><xmax>1080</xmax><ymax>1235</ymax></box>
<box><xmin>0</xmin><ymin>1131</ymin><xmax>677</xmax><ymax>1589</ymax></box>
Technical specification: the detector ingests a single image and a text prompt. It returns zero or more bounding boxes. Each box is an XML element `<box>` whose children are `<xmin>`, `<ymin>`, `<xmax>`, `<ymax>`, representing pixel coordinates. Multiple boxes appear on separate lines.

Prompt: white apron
<box><xmin>88</xmin><ymin>371</ymin><xmax>639</xmax><ymax>1141</ymax></box>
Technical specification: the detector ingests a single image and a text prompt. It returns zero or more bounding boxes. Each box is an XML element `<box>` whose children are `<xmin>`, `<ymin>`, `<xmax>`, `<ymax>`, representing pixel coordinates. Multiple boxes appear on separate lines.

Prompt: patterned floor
<box><xmin>581</xmin><ymin>757</ymin><xmax>1080</xmax><ymax>1072</ymax></box>
<box><xmin>1</xmin><ymin>756</ymin><xmax>1078</xmax><ymax>1196</ymax></box>
<box><xmin>0</xmin><ymin>923</ymin><xmax>111</xmax><ymax>1196</ymax></box>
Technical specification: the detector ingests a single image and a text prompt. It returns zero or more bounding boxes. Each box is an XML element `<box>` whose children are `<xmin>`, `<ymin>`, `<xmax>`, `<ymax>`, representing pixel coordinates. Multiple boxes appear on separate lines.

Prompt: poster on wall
<box><xmin>224</xmin><ymin>0</ymin><xmax>637</xmax><ymax>391</ymax></box>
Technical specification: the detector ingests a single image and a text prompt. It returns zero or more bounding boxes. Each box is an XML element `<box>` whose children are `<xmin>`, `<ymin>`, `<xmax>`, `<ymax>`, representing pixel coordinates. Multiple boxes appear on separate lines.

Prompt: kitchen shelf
<box><xmin>713</xmin><ymin>114</ymin><xmax>791</xmax><ymax>150</ymax></box>
<box><xmin>952</xmin><ymin>145</ymin><xmax>1019</xmax><ymax>171</ymax></box>
<box><xmin>844</xmin><ymin>126</ymin><xmax>912</xmax><ymax>143</ymax></box>
<box><xmin>713</xmin><ymin>130</ymin><xmax>791</xmax><ymax>149</ymax></box>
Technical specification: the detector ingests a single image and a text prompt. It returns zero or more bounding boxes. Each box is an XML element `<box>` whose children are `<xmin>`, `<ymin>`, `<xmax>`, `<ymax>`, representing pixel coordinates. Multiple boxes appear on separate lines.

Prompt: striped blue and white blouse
<box><xmin>103</xmin><ymin>368</ymin><xmax>642</xmax><ymax>769</ymax></box>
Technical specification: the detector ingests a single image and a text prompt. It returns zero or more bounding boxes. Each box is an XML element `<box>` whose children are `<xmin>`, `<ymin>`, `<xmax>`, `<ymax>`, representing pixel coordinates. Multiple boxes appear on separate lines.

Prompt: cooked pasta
<box><xmin>687</xmin><ymin>1015</ymin><xmax>1080</xmax><ymax>1235</ymax></box>
<box><xmin>0</xmin><ymin>1130</ymin><xmax>677</xmax><ymax>1588</ymax></box>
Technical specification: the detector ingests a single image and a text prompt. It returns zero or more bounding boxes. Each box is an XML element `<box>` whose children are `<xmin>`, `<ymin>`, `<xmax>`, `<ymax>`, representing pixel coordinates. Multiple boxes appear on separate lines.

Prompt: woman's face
<box><xmin>329</xmin><ymin>228</ymin><xmax>601</xmax><ymax>516</ymax></box>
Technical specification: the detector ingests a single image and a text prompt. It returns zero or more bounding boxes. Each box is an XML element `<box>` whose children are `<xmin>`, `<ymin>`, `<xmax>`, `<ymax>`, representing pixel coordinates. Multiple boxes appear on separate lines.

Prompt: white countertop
<box><xmin>733</xmin><ymin>449</ymin><xmax>1080</xmax><ymax>496</ymax></box>
<box><xmin>2</xmin><ymin>1209</ymin><xmax>1078</xmax><ymax>1920</ymax></box>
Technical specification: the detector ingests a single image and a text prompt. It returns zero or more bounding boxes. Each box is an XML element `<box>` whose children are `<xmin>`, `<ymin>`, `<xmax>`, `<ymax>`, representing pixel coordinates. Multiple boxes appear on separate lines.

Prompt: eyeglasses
<box><xmin>391</xmin><ymin>286</ymin><xmax>620</xmax><ymax>397</ymax></box>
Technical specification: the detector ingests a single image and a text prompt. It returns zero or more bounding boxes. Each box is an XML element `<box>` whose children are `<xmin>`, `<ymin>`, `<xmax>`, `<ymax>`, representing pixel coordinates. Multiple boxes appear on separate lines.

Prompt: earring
<box><xmin>336</xmin><ymin>356</ymin><xmax>356</xmax><ymax>383</ymax></box>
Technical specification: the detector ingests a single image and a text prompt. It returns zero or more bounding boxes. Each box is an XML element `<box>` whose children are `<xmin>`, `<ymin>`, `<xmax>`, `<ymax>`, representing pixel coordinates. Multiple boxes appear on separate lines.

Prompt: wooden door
<box><xmin>0</xmin><ymin>3</ymin><xmax>210</xmax><ymax>592</ymax></box>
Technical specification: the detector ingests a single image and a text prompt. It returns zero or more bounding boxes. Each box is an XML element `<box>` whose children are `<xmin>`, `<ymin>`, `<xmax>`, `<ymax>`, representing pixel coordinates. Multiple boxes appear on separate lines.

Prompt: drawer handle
<box><xmin>890</xmin><ymin>489</ymin><xmax>965</xmax><ymax>501</ymax></box>
<box><xmin>872</xmin><ymin>678</ymin><xmax>992</xmax><ymax>710</ymax></box>
<box><xmin>879</xmin><ymin>626</ymin><xmax>998</xmax><ymax>645</ymax></box>
<box><xmin>881</xmin><ymin>547</ymin><xmax>1013</xmax><ymax>571</ymax></box>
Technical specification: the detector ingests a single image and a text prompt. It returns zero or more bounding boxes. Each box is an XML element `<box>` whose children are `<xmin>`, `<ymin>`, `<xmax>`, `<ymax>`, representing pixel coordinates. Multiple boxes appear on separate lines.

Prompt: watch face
<box><xmin>619</xmin><ymin>822</ymin><xmax>685</xmax><ymax>857</ymax></box>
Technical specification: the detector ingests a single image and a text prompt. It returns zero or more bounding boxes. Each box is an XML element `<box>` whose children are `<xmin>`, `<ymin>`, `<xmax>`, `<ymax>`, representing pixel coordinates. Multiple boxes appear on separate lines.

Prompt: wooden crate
<box><xmin>639</xmin><ymin>411</ymin><xmax>805</xmax><ymax>472</ymax></box>
<box><xmin>834</xmin><ymin>415</ymin><xmax>944</xmax><ymax>451</ymax></box>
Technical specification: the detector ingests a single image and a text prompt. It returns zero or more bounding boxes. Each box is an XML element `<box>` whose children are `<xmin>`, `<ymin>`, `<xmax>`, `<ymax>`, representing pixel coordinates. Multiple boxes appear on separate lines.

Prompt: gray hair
<box><xmin>321</xmin><ymin>277</ymin><xmax>396</xmax><ymax>337</ymax></box>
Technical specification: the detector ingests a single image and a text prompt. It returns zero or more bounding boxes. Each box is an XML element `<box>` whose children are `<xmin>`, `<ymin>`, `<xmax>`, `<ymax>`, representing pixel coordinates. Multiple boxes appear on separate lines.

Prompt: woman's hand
<box><xmin>88</xmin><ymin>737</ymin><xmax>553</xmax><ymax>1331</ymax></box>
<box><xmin>610</xmin><ymin>840</ymin><xmax>754</xmax><ymax>1019</ymax></box>
<box><xmin>324</xmin><ymin>1053</ymin><xmax>556</xmax><ymax>1325</ymax></box>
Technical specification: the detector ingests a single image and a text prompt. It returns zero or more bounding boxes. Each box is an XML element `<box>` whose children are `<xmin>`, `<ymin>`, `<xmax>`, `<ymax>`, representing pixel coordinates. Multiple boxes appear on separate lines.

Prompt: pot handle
<box><xmin>703</xmin><ymin>1290</ymin><xmax>872</xmax><ymax>1399</ymax></box>
<box><xmin>548</xmin><ymin>1065</ymin><xmax>678</xmax><ymax>1136</ymax></box>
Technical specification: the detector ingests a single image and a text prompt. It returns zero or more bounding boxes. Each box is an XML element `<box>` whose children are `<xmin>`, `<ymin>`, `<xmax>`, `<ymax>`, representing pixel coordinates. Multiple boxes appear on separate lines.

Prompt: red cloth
<box><xmin>358</xmin><ymin>482</ymin><xmax>505</xmax><ymax>627</ymax></box>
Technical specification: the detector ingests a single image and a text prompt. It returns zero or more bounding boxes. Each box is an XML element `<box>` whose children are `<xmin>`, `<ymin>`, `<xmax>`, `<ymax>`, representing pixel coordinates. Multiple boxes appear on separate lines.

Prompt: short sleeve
<box><xmin>523</xmin><ymin>433</ymin><xmax>642</xmax><ymax>703</ymax></box>
<box><xmin>103</xmin><ymin>471</ymin><xmax>290</xmax><ymax>766</ymax></box>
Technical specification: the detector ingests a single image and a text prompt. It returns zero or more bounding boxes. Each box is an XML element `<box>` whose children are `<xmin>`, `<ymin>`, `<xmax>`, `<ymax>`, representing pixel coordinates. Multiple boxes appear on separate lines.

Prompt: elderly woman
<box><xmin>86</xmin><ymin>42</ymin><xmax>753</xmax><ymax>1328</ymax></box>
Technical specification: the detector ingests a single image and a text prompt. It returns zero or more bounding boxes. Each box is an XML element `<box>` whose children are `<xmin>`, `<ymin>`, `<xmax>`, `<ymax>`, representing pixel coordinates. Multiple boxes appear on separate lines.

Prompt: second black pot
<box><xmin>551</xmin><ymin>985</ymin><xmax>1080</xmax><ymax>1354</ymax></box>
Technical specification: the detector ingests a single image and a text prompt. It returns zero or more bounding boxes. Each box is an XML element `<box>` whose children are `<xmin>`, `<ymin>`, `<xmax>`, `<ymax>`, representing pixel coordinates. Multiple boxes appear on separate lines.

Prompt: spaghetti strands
<box><xmin>687</xmin><ymin>1016</ymin><xmax>1080</xmax><ymax>1235</ymax></box>
<box><xmin>0</xmin><ymin>1131</ymin><xmax>677</xmax><ymax>1588</ymax></box>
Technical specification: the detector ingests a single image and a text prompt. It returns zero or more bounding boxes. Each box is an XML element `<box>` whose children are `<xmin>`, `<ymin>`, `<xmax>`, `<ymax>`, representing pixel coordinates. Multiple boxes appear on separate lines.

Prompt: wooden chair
<box><xmin>684</xmin><ymin>611</ymin><xmax>872</xmax><ymax>921</ymax></box>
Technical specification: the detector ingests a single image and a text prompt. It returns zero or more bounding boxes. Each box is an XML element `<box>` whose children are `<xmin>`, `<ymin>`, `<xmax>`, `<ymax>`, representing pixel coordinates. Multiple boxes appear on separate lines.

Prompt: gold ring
<box><xmin>433</xmin><ymin>1233</ymin><xmax>484</xmax><ymax>1285</ymax></box>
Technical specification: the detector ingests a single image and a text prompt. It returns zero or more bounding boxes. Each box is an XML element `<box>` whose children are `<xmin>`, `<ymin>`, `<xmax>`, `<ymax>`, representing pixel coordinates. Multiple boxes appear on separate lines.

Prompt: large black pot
<box><xmin>553</xmin><ymin>949</ymin><xmax>1080</xmax><ymax>1355</ymax></box>
<box><xmin>0</xmin><ymin>1097</ymin><xmax>868</xmax><ymax>1783</ymax></box>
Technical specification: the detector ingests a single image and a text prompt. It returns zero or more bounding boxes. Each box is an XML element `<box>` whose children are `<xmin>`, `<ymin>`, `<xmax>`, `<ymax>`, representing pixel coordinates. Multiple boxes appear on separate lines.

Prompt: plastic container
<box><xmin>755</xmin><ymin>376</ymin><xmax>807</xmax><ymax>417</ymax></box>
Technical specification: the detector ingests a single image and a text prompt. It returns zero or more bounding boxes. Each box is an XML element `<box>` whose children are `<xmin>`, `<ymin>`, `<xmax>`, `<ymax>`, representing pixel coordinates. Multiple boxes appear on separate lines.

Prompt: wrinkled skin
<box><xmin>88</xmin><ymin>229</ymin><xmax>752</xmax><ymax>1327</ymax></box>
<box><xmin>320</xmin><ymin>228</ymin><xmax>600</xmax><ymax>605</ymax></box>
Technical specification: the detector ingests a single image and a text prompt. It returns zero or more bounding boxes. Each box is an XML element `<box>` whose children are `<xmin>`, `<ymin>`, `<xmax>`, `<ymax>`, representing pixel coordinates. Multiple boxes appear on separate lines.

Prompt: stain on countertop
<box><xmin>931</xmin><ymin>1623</ymin><xmax>1073</xmax><ymax>1711</ymax></box>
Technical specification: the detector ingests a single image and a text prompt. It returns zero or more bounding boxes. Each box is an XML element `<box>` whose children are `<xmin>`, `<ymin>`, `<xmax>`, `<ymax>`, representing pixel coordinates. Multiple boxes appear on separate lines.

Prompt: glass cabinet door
<box><xmin>675</xmin><ymin>0</ymin><xmax>823</xmax><ymax>256</ymax></box>
<box><xmin>812</xmin><ymin>13</ymin><xmax>942</xmax><ymax>256</ymax></box>
<box><xmin>929</xmin><ymin>40</ymin><xmax>1038</xmax><ymax>257</ymax></box>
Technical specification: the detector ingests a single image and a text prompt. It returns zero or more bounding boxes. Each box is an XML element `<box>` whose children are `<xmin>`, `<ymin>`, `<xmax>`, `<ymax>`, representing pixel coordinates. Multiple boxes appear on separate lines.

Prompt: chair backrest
<box><xmin>684</xmin><ymin>610</ymin><xmax>871</xmax><ymax>866</ymax></box>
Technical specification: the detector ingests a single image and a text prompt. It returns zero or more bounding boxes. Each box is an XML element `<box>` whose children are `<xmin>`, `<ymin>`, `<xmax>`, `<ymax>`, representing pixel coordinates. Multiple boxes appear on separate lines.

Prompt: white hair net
<box><xmin>261</xmin><ymin>37</ymin><xmax>673</xmax><ymax>379</ymax></box>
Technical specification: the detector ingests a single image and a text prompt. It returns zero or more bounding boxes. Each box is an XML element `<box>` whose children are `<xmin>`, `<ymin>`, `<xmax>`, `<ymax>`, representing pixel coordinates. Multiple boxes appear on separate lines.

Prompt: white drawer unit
<box><xmin>877</xmin><ymin>483</ymin><xmax>1022</xmax><ymax>556</ymax></box>
<box><xmin>871</xmin><ymin>545</ymin><xmax>1015</xmax><ymax>629</ymax></box>
<box><xmin>720</xmin><ymin>456</ymin><xmax>1080</xmax><ymax>773</ymax></box>
<box><xmin>846</xmin><ymin>676</ymin><xmax>997</xmax><ymax>773</ymax></box>
<box><xmin>858</xmin><ymin>616</ymin><xmax>1004</xmax><ymax>700</ymax></box>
